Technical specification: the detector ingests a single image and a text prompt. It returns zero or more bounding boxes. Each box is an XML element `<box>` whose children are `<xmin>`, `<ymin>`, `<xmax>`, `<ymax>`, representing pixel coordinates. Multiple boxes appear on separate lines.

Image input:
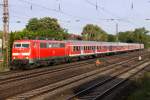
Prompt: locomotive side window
<box><xmin>60</xmin><ymin>43</ymin><xmax>65</xmax><ymax>48</ymax></box>
<box><xmin>48</xmin><ymin>43</ymin><xmax>52</xmax><ymax>48</ymax></box>
<box><xmin>52</xmin><ymin>43</ymin><xmax>60</xmax><ymax>48</ymax></box>
<box><xmin>50</xmin><ymin>43</ymin><xmax>65</xmax><ymax>48</ymax></box>
<box><xmin>40</xmin><ymin>43</ymin><xmax>48</xmax><ymax>48</ymax></box>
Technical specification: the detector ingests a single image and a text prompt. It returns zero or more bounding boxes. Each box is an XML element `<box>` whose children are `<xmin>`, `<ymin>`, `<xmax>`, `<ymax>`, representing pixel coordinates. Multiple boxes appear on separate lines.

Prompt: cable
<box><xmin>18</xmin><ymin>0</ymin><xmax>61</xmax><ymax>13</ymax></box>
<box><xmin>17</xmin><ymin>0</ymin><xmax>117</xmax><ymax>23</ymax></box>
<box><xmin>85</xmin><ymin>0</ymin><xmax>141</xmax><ymax>27</ymax></box>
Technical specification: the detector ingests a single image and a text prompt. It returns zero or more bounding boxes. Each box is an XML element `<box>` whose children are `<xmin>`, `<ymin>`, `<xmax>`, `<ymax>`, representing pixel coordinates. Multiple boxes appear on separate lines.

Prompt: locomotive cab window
<box><xmin>22</xmin><ymin>43</ymin><xmax>29</xmax><ymax>48</ymax></box>
<box><xmin>14</xmin><ymin>43</ymin><xmax>30</xmax><ymax>48</ymax></box>
<box><xmin>14</xmin><ymin>44</ymin><xmax>21</xmax><ymax>48</ymax></box>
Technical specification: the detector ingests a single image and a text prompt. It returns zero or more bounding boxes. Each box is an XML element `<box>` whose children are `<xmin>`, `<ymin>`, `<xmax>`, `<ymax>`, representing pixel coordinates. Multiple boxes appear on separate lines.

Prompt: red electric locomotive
<box><xmin>11</xmin><ymin>40</ymin><xmax>144</xmax><ymax>69</ymax></box>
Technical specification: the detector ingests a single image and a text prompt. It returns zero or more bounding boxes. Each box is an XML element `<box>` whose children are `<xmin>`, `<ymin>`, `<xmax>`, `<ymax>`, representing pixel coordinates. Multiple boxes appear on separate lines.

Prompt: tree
<box><xmin>26</xmin><ymin>17</ymin><xmax>63</xmax><ymax>32</ymax></box>
<box><xmin>0</xmin><ymin>31</ymin><xmax>2</xmax><ymax>39</ymax></box>
<box><xmin>118</xmin><ymin>31</ymin><xmax>134</xmax><ymax>43</ymax></box>
<box><xmin>22</xmin><ymin>17</ymin><xmax>69</xmax><ymax>40</ymax></box>
<box><xmin>133</xmin><ymin>28</ymin><xmax>149</xmax><ymax>43</ymax></box>
<box><xmin>107</xmin><ymin>34</ymin><xmax>116</xmax><ymax>42</ymax></box>
<box><xmin>81</xmin><ymin>24</ymin><xmax>108</xmax><ymax>41</ymax></box>
<box><xmin>118</xmin><ymin>27</ymin><xmax>150</xmax><ymax>48</ymax></box>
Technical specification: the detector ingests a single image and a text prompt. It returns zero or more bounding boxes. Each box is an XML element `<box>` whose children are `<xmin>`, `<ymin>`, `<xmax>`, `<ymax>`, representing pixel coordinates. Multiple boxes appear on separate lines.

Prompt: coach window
<box><xmin>93</xmin><ymin>46</ymin><xmax>95</xmax><ymax>50</ymax></box>
<box><xmin>98</xmin><ymin>46</ymin><xmax>100</xmax><ymax>50</ymax></box>
<box><xmin>73</xmin><ymin>46</ymin><xmax>76</xmax><ymax>51</ymax></box>
<box><xmin>99</xmin><ymin>46</ymin><xmax>101</xmax><ymax>50</ymax></box>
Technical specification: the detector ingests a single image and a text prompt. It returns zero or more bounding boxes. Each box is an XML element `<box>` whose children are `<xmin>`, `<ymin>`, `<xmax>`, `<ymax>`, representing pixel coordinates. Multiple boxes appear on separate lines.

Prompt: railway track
<box><xmin>7</xmin><ymin>52</ymin><xmax>149</xmax><ymax>100</ymax></box>
<box><xmin>0</xmin><ymin>52</ymin><xmax>142</xmax><ymax>99</ymax></box>
<box><xmin>0</xmin><ymin>50</ymin><xmax>143</xmax><ymax>78</ymax></box>
<box><xmin>67</xmin><ymin>60</ymin><xmax>149</xmax><ymax>100</ymax></box>
<box><xmin>0</xmin><ymin>51</ymin><xmax>141</xmax><ymax>84</ymax></box>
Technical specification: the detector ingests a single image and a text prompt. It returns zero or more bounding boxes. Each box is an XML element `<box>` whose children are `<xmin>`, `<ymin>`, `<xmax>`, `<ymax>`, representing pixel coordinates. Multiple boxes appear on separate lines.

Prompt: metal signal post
<box><xmin>116</xmin><ymin>23</ymin><xmax>119</xmax><ymax>42</ymax></box>
<box><xmin>2</xmin><ymin>0</ymin><xmax>9</xmax><ymax>67</ymax></box>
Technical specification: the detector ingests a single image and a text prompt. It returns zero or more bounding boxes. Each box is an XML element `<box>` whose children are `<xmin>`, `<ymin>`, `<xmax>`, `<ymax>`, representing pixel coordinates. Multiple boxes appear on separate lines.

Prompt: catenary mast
<box><xmin>3</xmin><ymin>0</ymin><xmax>9</xmax><ymax>67</ymax></box>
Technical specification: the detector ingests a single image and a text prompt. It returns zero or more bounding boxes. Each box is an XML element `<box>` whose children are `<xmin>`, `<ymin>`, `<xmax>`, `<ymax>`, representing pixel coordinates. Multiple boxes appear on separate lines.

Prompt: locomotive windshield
<box><xmin>22</xmin><ymin>44</ymin><xmax>29</xmax><ymax>48</ymax></box>
<box><xmin>14</xmin><ymin>44</ymin><xmax>21</xmax><ymax>48</ymax></box>
<box><xmin>14</xmin><ymin>43</ymin><xmax>30</xmax><ymax>48</ymax></box>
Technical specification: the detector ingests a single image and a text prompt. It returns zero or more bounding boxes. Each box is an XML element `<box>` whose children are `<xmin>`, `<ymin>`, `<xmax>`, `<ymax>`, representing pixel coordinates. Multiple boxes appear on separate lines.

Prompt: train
<box><xmin>11</xmin><ymin>39</ymin><xmax>144</xmax><ymax>69</ymax></box>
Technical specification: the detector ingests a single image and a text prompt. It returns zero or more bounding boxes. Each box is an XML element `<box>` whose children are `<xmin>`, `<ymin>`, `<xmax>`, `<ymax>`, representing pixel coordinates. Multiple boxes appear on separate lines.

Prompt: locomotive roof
<box><xmin>14</xmin><ymin>40</ymin><xmax>66</xmax><ymax>43</ymax></box>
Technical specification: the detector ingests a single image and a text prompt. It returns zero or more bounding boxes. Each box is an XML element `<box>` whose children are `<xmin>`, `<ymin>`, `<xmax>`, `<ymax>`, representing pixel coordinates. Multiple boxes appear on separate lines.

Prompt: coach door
<box><xmin>92</xmin><ymin>46</ymin><xmax>97</xmax><ymax>54</ymax></box>
<box><xmin>94</xmin><ymin>46</ymin><xmax>97</xmax><ymax>53</ymax></box>
<box><xmin>81</xmin><ymin>46</ymin><xmax>84</xmax><ymax>55</ymax></box>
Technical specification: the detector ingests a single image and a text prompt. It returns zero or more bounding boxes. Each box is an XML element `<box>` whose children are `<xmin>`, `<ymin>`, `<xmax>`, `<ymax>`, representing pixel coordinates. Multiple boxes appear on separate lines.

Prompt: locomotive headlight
<box><xmin>25</xmin><ymin>56</ymin><xmax>29</xmax><ymax>59</ymax></box>
<box><xmin>13</xmin><ymin>57</ymin><xmax>16</xmax><ymax>59</ymax></box>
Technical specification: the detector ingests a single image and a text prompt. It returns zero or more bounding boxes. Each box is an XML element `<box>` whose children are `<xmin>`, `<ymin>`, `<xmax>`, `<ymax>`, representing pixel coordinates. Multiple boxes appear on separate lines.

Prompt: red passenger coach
<box><xmin>11</xmin><ymin>40</ymin><xmax>144</xmax><ymax>69</ymax></box>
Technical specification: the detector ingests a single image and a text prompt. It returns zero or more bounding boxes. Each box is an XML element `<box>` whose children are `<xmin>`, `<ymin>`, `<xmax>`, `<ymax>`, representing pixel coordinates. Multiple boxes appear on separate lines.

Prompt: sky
<box><xmin>0</xmin><ymin>0</ymin><xmax>150</xmax><ymax>35</ymax></box>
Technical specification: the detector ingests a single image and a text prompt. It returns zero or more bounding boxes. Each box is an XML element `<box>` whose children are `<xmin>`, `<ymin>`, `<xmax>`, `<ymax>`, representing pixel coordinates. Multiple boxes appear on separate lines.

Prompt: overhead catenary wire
<box><xmin>85</xmin><ymin>0</ymin><xmax>141</xmax><ymax>27</ymax></box>
<box><xmin>7</xmin><ymin>0</ymin><xmax>139</xmax><ymax>35</ymax></box>
<box><xmin>17</xmin><ymin>0</ymin><xmax>123</xmax><ymax>25</ymax></box>
<box><xmin>17</xmin><ymin>0</ymin><xmax>123</xmax><ymax>23</ymax></box>
<box><xmin>2</xmin><ymin>0</ymin><xmax>147</xmax><ymax>34</ymax></box>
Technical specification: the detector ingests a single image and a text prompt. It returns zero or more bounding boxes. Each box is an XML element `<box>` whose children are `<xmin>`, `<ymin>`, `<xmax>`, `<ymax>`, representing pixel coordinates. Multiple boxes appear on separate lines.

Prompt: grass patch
<box><xmin>127</xmin><ymin>72</ymin><xmax>150</xmax><ymax>100</ymax></box>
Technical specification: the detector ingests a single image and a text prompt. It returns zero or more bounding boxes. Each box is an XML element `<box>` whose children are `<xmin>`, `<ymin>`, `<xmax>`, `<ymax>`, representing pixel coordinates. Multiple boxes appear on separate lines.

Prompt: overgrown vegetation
<box><xmin>127</xmin><ymin>72</ymin><xmax>150</xmax><ymax>100</ymax></box>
